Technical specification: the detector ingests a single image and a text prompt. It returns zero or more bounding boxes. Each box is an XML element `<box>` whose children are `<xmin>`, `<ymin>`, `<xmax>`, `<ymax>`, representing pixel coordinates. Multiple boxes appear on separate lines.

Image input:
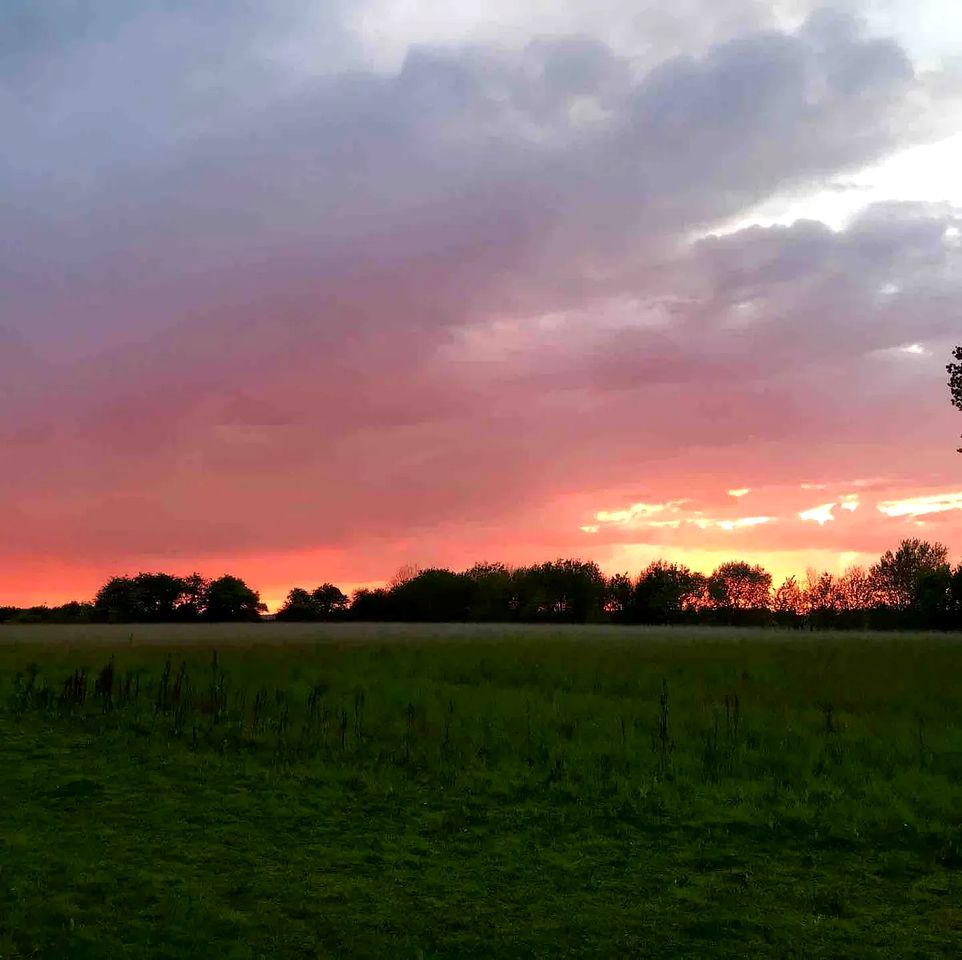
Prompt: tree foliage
<box><xmin>772</xmin><ymin>577</ymin><xmax>805</xmax><ymax>626</ymax></box>
<box><xmin>203</xmin><ymin>575</ymin><xmax>266</xmax><ymax>622</ymax></box>
<box><xmin>605</xmin><ymin>573</ymin><xmax>634</xmax><ymax>621</ymax></box>
<box><xmin>949</xmin><ymin>346</ymin><xmax>962</xmax><ymax>411</ymax></box>
<box><xmin>86</xmin><ymin>572</ymin><xmax>264</xmax><ymax>623</ymax></box>
<box><xmin>464</xmin><ymin>563</ymin><xmax>515</xmax><ymax>622</ymax></box>
<box><xmin>869</xmin><ymin>539</ymin><xmax>948</xmax><ymax>610</ymax></box>
<box><xmin>511</xmin><ymin>560</ymin><xmax>608</xmax><ymax>623</ymax></box>
<box><xmin>389</xmin><ymin>569</ymin><xmax>476</xmax><ymax>622</ymax></box>
<box><xmin>630</xmin><ymin>562</ymin><xmax>705</xmax><ymax>624</ymax></box>
<box><xmin>706</xmin><ymin>561</ymin><xmax>772</xmax><ymax>624</ymax></box>
<box><xmin>4</xmin><ymin>540</ymin><xmax>962</xmax><ymax>629</ymax></box>
<box><xmin>276</xmin><ymin>584</ymin><xmax>348</xmax><ymax>621</ymax></box>
<box><xmin>94</xmin><ymin>573</ymin><xmax>205</xmax><ymax>623</ymax></box>
<box><xmin>949</xmin><ymin>345</ymin><xmax>962</xmax><ymax>450</ymax></box>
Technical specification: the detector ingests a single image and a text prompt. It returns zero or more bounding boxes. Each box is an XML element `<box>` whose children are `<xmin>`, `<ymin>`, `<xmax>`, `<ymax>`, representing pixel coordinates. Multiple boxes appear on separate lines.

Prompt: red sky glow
<box><xmin>2</xmin><ymin>1</ymin><xmax>961</xmax><ymax>611</ymax></box>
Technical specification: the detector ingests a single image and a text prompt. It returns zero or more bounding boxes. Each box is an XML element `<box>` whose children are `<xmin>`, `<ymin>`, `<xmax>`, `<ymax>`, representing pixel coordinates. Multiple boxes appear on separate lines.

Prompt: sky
<box><xmin>2</xmin><ymin>0</ymin><xmax>962</xmax><ymax>610</ymax></box>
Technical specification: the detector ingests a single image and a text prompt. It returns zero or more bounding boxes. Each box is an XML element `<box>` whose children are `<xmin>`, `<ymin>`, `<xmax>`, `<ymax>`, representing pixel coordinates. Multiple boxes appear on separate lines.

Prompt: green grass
<box><xmin>2</xmin><ymin>623</ymin><xmax>962</xmax><ymax>958</ymax></box>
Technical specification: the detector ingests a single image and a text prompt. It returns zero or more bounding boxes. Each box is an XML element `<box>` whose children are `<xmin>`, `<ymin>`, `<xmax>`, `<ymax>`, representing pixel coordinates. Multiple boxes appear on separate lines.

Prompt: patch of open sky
<box><xmin>696</xmin><ymin>133</ymin><xmax>962</xmax><ymax>240</ymax></box>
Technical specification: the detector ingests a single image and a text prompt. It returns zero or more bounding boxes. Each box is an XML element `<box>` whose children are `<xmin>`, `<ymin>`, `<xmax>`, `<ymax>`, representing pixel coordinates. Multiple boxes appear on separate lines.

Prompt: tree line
<box><xmin>3</xmin><ymin>539</ymin><xmax>962</xmax><ymax>631</ymax></box>
<box><xmin>3</xmin><ymin>346</ymin><xmax>960</xmax><ymax>629</ymax></box>
<box><xmin>1</xmin><ymin>573</ymin><xmax>265</xmax><ymax>626</ymax></box>
<box><xmin>950</xmin><ymin>345</ymin><xmax>962</xmax><ymax>452</ymax></box>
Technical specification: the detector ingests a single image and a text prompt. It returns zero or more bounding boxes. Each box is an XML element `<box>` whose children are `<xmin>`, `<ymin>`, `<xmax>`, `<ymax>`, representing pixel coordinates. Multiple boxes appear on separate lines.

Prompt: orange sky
<box><xmin>6</xmin><ymin>476</ymin><xmax>961</xmax><ymax>613</ymax></box>
<box><xmin>2</xmin><ymin>3</ymin><xmax>961</xmax><ymax>611</ymax></box>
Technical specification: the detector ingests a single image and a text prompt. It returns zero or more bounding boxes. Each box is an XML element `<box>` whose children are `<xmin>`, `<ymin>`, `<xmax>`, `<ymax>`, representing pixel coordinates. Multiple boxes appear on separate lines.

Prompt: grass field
<box><xmin>2</xmin><ymin>623</ymin><xmax>962</xmax><ymax>958</ymax></box>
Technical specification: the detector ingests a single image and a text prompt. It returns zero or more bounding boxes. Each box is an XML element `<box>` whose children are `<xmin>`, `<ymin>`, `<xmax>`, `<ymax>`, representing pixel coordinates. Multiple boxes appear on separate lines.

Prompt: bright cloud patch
<box><xmin>800</xmin><ymin>503</ymin><xmax>837</xmax><ymax>525</ymax></box>
<box><xmin>589</xmin><ymin>498</ymin><xmax>775</xmax><ymax>534</ymax></box>
<box><xmin>877</xmin><ymin>492</ymin><xmax>962</xmax><ymax>518</ymax></box>
<box><xmin>728</xmin><ymin>488</ymin><xmax>751</xmax><ymax>498</ymax></box>
<box><xmin>691</xmin><ymin>516</ymin><xmax>775</xmax><ymax>532</ymax></box>
<box><xmin>840</xmin><ymin>494</ymin><xmax>861</xmax><ymax>512</ymax></box>
<box><xmin>593</xmin><ymin>500</ymin><xmax>689</xmax><ymax>526</ymax></box>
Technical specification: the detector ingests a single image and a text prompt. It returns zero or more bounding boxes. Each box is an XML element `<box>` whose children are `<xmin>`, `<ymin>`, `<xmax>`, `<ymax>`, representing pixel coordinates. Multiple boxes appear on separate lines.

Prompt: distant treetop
<box><xmin>949</xmin><ymin>345</ymin><xmax>962</xmax><ymax>451</ymax></box>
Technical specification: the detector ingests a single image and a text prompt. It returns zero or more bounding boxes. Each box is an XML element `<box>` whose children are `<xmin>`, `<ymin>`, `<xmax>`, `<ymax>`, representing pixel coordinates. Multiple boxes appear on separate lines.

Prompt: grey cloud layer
<box><xmin>3</xmin><ymin>8</ymin><xmax>927</xmax><ymax>346</ymax></box>
<box><xmin>1</xmin><ymin>3</ymin><xmax>959</xmax><ymax>566</ymax></box>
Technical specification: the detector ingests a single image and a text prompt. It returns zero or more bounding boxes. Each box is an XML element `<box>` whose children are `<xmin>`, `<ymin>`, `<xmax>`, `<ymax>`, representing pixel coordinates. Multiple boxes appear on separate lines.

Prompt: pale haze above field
<box><xmin>3</xmin><ymin>0</ymin><xmax>962</xmax><ymax>609</ymax></box>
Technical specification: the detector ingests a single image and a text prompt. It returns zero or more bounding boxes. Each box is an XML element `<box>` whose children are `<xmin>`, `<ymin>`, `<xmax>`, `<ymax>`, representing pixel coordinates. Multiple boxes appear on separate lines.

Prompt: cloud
<box><xmin>1</xmin><ymin>4</ymin><xmax>961</xmax><ymax>601</ymax></box>
<box><xmin>877</xmin><ymin>492</ymin><xmax>962</xmax><ymax>518</ymax></box>
<box><xmin>587</xmin><ymin>497</ymin><xmax>776</xmax><ymax>534</ymax></box>
<box><xmin>794</xmin><ymin>496</ymin><xmax>858</xmax><ymax>525</ymax></box>
<box><xmin>800</xmin><ymin>503</ymin><xmax>837</xmax><ymax>525</ymax></box>
<box><xmin>594</xmin><ymin>500</ymin><xmax>690</xmax><ymax>526</ymax></box>
<box><xmin>692</xmin><ymin>516</ymin><xmax>775</xmax><ymax>531</ymax></box>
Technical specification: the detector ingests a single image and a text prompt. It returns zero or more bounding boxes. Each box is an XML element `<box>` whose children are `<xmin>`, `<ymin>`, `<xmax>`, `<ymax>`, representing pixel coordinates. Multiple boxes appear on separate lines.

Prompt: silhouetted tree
<box><xmin>13</xmin><ymin>543</ymin><xmax>962</xmax><ymax>630</ymax></box>
<box><xmin>203</xmin><ymin>575</ymin><xmax>266</xmax><ymax>622</ymax></box>
<box><xmin>178</xmin><ymin>572</ymin><xmax>210</xmax><ymax>620</ymax></box>
<box><xmin>772</xmin><ymin>576</ymin><xmax>805</xmax><ymax>628</ymax></box>
<box><xmin>838</xmin><ymin>565</ymin><xmax>875</xmax><ymax>608</ymax></box>
<box><xmin>631</xmin><ymin>562</ymin><xmax>705</xmax><ymax>624</ymax></box>
<box><xmin>277</xmin><ymin>588</ymin><xmax>314</xmax><ymax>620</ymax></box>
<box><xmin>951</xmin><ymin>565</ymin><xmax>962</xmax><ymax>630</ymax></box>
<box><xmin>464</xmin><ymin>562</ymin><xmax>514</xmax><ymax>621</ymax></box>
<box><xmin>949</xmin><ymin>345</ymin><xmax>962</xmax><ymax>451</ymax></box>
<box><xmin>389</xmin><ymin>569</ymin><xmax>475</xmax><ymax>622</ymax></box>
<box><xmin>511</xmin><ymin>560</ymin><xmax>608</xmax><ymax>623</ymax></box>
<box><xmin>707</xmin><ymin>561</ymin><xmax>772</xmax><ymax>625</ymax></box>
<box><xmin>870</xmin><ymin>539</ymin><xmax>949</xmax><ymax>610</ymax></box>
<box><xmin>276</xmin><ymin>584</ymin><xmax>348</xmax><ymax>621</ymax></box>
<box><xmin>1</xmin><ymin>601</ymin><xmax>95</xmax><ymax>624</ymax></box>
<box><xmin>94</xmin><ymin>573</ymin><xmax>196</xmax><ymax>622</ymax></box>
<box><xmin>805</xmin><ymin>570</ymin><xmax>844</xmax><ymax>630</ymax></box>
<box><xmin>605</xmin><ymin>573</ymin><xmax>634</xmax><ymax>622</ymax></box>
<box><xmin>348</xmin><ymin>588</ymin><xmax>395</xmax><ymax>620</ymax></box>
<box><xmin>388</xmin><ymin>564</ymin><xmax>422</xmax><ymax>590</ymax></box>
<box><xmin>52</xmin><ymin>601</ymin><xmax>96</xmax><ymax>623</ymax></box>
<box><xmin>914</xmin><ymin>567</ymin><xmax>955</xmax><ymax>630</ymax></box>
<box><xmin>313</xmin><ymin>583</ymin><xmax>349</xmax><ymax>617</ymax></box>
<box><xmin>94</xmin><ymin>575</ymin><xmax>138</xmax><ymax>622</ymax></box>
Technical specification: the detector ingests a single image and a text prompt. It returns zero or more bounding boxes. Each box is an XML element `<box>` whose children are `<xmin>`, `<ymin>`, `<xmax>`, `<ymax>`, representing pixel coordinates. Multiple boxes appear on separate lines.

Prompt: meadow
<box><xmin>2</xmin><ymin>623</ymin><xmax>962</xmax><ymax>958</ymax></box>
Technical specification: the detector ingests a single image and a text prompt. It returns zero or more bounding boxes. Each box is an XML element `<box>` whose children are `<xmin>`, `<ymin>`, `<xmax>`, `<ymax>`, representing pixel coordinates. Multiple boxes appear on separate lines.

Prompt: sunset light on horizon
<box><xmin>3</xmin><ymin>0</ymin><xmax>962</xmax><ymax>612</ymax></box>
<box><xmin>8</xmin><ymin>6</ymin><xmax>962</xmax><ymax>956</ymax></box>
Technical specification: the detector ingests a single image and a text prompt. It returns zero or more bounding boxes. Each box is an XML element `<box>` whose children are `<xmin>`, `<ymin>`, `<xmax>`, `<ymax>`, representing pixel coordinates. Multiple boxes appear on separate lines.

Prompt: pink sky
<box><xmin>2</xmin><ymin>2</ymin><xmax>961</xmax><ymax>611</ymax></box>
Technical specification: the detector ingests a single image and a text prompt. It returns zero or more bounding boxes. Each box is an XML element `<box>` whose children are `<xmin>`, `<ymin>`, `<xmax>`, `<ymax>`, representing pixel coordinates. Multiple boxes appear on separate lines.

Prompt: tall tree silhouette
<box><xmin>203</xmin><ymin>575</ymin><xmax>266</xmax><ymax>622</ymax></box>
<box><xmin>388</xmin><ymin>569</ymin><xmax>475</xmax><ymax>622</ymax></box>
<box><xmin>94</xmin><ymin>573</ymin><xmax>200</xmax><ymax>622</ymax></box>
<box><xmin>869</xmin><ymin>539</ymin><xmax>948</xmax><ymax>610</ymax></box>
<box><xmin>276</xmin><ymin>584</ymin><xmax>348</xmax><ymax>621</ymax></box>
<box><xmin>631</xmin><ymin>562</ymin><xmax>705</xmax><ymax>624</ymax></box>
<box><xmin>707</xmin><ymin>561</ymin><xmax>772</xmax><ymax>625</ymax></box>
<box><xmin>950</xmin><ymin>346</ymin><xmax>962</xmax><ymax>451</ymax></box>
